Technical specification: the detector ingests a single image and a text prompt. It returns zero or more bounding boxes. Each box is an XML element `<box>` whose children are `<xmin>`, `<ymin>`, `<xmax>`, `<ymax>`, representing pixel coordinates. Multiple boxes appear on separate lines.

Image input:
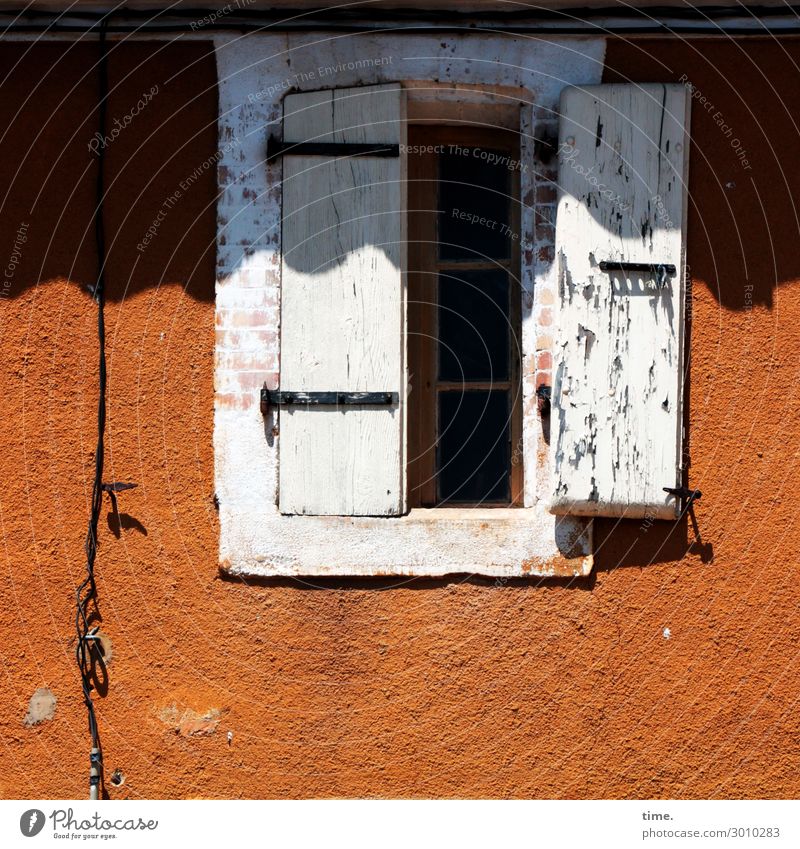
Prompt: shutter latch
<box><xmin>260</xmin><ymin>384</ymin><xmax>398</xmax><ymax>416</ymax></box>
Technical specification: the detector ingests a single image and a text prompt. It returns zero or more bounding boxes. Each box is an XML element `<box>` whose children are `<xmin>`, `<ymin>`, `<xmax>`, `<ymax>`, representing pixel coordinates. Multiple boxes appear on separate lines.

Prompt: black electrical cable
<box><xmin>75</xmin><ymin>16</ymin><xmax>109</xmax><ymax>802</ymax></box>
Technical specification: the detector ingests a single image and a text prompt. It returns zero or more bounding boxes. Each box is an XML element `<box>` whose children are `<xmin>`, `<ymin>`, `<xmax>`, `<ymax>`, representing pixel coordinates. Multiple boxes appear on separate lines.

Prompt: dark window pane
<box><xmin>437</xmin><ymin>390</ymin><xmax>510</xmax><ymax>504</ymax></box>
<box><xmin>438</xmin><ymin>149</ymin><xmax>511</xmax><ymax>261</ymax></box>
<box><xmin>438</xmin><ymin>269</ymin><xmax>510</xmax><ymax>382</ymax></box>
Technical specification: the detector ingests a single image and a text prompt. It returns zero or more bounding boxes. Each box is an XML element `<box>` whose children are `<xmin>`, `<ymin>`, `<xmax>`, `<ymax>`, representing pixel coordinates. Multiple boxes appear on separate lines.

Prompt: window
<box><xmin>215</xmin><ymin>49</ymin><xmax>623</xmax><ymax>576</ymax></box>
<box><xmin>407</xmin><ymin>126</ymin><xmax>523</xmax><ymax>507</ymax></box>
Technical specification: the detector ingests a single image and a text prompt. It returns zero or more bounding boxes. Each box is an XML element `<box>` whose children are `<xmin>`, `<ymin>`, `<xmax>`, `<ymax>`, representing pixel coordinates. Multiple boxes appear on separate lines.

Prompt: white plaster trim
<box><xmin>221</xmin><ymin>508</ymin><xmax>594</xmax><ymax>579</ymax></box>
<box><xmin>213</xmin><ymin>31</ymin><xmax>606</xmax><ymax>577</ymax></box>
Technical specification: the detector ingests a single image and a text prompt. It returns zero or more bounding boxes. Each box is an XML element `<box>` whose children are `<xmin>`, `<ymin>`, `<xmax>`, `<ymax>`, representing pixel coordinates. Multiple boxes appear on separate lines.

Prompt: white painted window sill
<box><xmin>219</xmin><ymin>506</ymin><xmax>593</xmax><ymax>579</ymax></box>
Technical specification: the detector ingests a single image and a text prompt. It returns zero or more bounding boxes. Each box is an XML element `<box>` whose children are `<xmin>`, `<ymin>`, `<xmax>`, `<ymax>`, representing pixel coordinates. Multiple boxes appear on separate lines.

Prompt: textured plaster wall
<box><xmin>1</xmin><ymin>36</ymin><xmax>800</xmax><ymax>799</ymax></box>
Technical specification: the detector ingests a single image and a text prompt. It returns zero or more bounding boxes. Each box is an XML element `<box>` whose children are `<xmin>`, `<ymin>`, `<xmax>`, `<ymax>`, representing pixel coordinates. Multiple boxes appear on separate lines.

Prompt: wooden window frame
<box><xmin>407</xmin><ymin>124</ymin><xmax>524</xmax><ymax>508</ymax></box>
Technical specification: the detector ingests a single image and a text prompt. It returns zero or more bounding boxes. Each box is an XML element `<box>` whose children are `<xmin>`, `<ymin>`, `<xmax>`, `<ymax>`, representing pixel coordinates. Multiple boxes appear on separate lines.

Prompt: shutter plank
<box><xmin>551</xmin><ymin>84</ymin><xmax>690</xmax><ymax>519</ymax></box>
<box><xmin>279</xmin><ymin>84</ymin><xmax>407</xmax><ymax>516</ymax></box>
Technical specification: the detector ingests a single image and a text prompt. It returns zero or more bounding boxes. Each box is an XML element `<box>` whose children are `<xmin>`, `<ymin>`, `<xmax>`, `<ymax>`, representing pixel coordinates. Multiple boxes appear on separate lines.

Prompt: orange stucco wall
<box><xmin>1</xmin><ymin>37</ymin><xmax>800</xmax><ymax>799</ymax></box>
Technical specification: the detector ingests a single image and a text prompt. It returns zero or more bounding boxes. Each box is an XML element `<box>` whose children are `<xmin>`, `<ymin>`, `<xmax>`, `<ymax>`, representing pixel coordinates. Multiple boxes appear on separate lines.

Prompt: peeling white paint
<box><xmin>551</xmin><ymin>84</ymin><xmax>690</xmax><ymax>520</ymax></box>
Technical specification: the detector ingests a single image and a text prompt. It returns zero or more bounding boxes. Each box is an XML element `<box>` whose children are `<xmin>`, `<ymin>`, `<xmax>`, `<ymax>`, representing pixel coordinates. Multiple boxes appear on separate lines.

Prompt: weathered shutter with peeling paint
<box><xmin>551</xmin><ymin>84</ymin><xmax>691</xmax><ymax>519</ymax></box>
<box><xmin>278</xmin><ymin>84</ymin><xmax>407</xmax><ymax>516</ymax></box>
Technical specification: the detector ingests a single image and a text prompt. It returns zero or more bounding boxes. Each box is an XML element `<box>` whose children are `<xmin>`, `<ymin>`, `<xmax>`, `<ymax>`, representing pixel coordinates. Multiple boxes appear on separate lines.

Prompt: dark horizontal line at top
<box><xmin>267</xmin><ymin>138</ymin><xmax>399</xmax><ymax>160</ymax></box>
<box><xmin>435</xmin><ymin>261</ymin><xmax>513</xmax><ymax>271</ymax></box>
<box><xmin>435</xmin><ymin>383</ymin><xmax>512</xmax><ymax>391</ymax></box>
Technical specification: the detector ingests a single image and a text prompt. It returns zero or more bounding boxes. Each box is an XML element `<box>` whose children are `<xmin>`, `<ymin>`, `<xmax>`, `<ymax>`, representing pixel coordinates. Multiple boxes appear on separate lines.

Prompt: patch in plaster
<box><xmin>23</xmin><ymin>687</ymin><xmax>57</xmax><ymax>727</ymax></box>
<box><xmin>159</xmin><ymin>704</ymin><xmax>228</xmax><ymax>737</ymax></box>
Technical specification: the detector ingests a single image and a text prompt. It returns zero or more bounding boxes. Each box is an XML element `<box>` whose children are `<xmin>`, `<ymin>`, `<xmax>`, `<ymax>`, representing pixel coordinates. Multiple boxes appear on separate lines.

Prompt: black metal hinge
<box><xmin>260</xmin><ymin>385</ymin><xmax>398</xmax><ymax>416</ymax></box>
<box><xmin>267</xmin><ymin>135</ymin><xmax>400</xmax><ymax>162</ymax></box>
<box><xmin>599</xmin><ymin>261</ymin><xmax>677</xmax><ymax>275</ymax></box>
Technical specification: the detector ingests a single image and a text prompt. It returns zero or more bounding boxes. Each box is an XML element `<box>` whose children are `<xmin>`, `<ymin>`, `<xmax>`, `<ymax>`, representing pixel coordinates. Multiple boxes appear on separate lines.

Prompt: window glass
<box><xmin>407</xmin><ymin>128</ymin><xmax>521</xmax><ymax>507</ymax></box>
<box><xmin>437</xmin><ymin>150</ymin><xmax>511</xmax><ymax>261</ymax></box>
<box><xmin>437</xmin><ymin>390</ymin><xmax>511</xmax><ymax>504</ymax></box>
<box><xmin>438</xmin><ymin>269</ymin><xmax>510</xmax><ymax>382</ymax></box>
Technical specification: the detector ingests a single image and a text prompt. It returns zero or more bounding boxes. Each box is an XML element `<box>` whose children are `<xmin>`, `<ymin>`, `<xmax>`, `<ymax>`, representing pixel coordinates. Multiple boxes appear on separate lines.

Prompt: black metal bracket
<box><xmin>267</xmin><ymin>135</ymin><xmax>400</xmax><ymax>162</ymax></box>
<box><xmin>664</xmin><ymin>486</ymin><xmax>702</xmax><ymax>509</ymax></box>
<box><xmin>101</xmin><ymin>482</ymin><xmax>138</xmax><ymax>494</ymax></box>
<box><xmin>534</xmin><ymin>131</ymin><xmax>558</xmax><ymax>164</ymax></box>
<box><xmin>535</xmin><ymin>384</ymin><xmax>551</xmax><ymax>415</ymax></box>
<box><xmin>599</xmin><ymin>261</ymin><xmax>676</xmax><ymax>288</ymax></box>
<box><xmin>260</xmin><ymin>385</ymin><xmax>398</xmax><ymax>416</ymax></box>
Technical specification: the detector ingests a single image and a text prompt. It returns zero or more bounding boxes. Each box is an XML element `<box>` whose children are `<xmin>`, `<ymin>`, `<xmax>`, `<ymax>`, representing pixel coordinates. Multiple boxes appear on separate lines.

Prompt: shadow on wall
<box><xmin>593</xmin><ymin>507</ymin><xmax>712</xmax><ymax>575</ymax></box>
<box><xmin>603</xmin><ymin>36</ymin><xmax>800</xmax><ymax>312</ymax></box>
<box><xmin>5</xmin><ymin>40</ymin><xmax>800</xmax><ymax>305</ymax></box>
<box><xmin>0</xmin><ymin>41</ymin><xmax>218</xmax><ymax>304</ymax></box>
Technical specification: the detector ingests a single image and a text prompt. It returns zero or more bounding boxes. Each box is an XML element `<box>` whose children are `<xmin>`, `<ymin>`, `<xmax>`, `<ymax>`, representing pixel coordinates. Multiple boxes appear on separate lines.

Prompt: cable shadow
<box><xmin>107</xmin><ymin>511</ymin><xmax>148</xmax><ymax>538</ymax></box>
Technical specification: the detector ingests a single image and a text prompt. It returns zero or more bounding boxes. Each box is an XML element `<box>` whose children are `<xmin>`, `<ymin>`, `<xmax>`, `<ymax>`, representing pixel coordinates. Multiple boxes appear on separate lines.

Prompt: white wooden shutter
<box><xmin>551</xmin><ymin>84</ymin><xmax>690</xmax><ymax>519</ymax></box>
<box><xmin>278</xmin><ymin>84</ymin><xmax>407</xmax><ymax>516</ymax></box>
